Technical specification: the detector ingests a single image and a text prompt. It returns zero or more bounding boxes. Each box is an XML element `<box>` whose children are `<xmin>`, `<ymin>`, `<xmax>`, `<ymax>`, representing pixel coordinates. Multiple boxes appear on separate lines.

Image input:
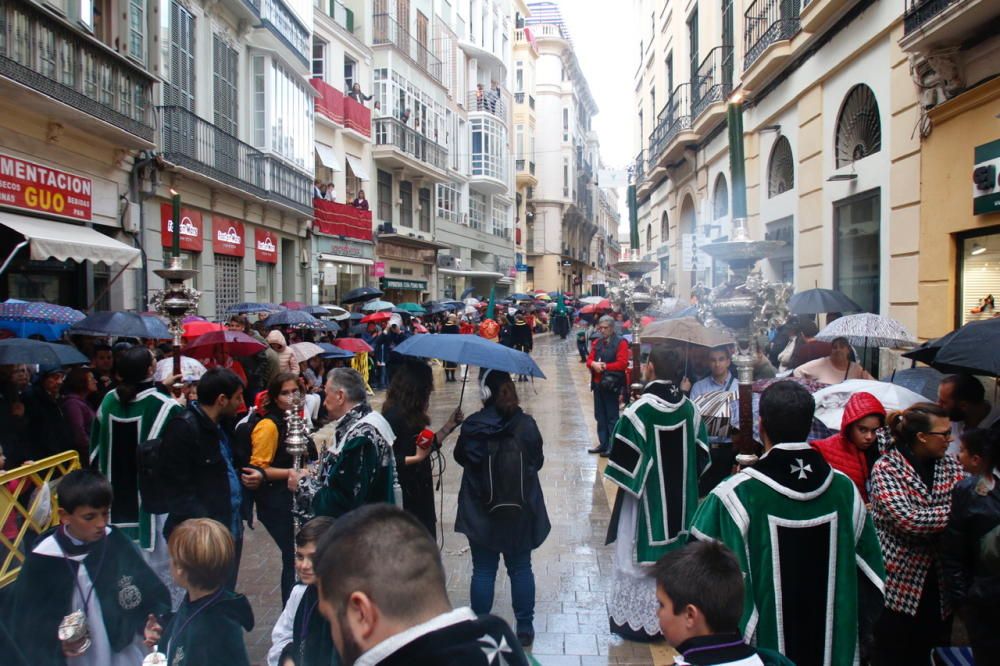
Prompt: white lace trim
<box><xmin>608</xmin><ymin>494</ymin><xmax>661</xmax><ymax>637</ymax></box>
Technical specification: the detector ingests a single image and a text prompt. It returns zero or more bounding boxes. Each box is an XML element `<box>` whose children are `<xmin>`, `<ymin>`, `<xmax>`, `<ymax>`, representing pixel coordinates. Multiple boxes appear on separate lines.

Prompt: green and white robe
<box><xmin>690</xmin><ymin>442</ymin><xmax>886</xmax><ymax>666</ymax></box>
<box><xmin>90</xmin><ymin>385</ymin><xmax>181</xmax><ymax>550</ymax></box>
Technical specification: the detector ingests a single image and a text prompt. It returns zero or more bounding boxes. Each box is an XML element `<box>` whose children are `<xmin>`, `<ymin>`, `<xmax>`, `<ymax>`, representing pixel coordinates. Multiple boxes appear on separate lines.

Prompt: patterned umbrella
<box><xmin>227</xmin><ymin>302</ymin><xmax>282</xmax><ymax>314</ymax></box>
<box><xmin>0</xmin><ymin>301</ymin><xmax>85</xmax><ymax>324</ymax></box>
<box><xmin>154</xmin><ymin>356</ymin><xmax>207</xmax><ymax>383</ymax></box>
<box><xmin>361</xmin><ymin>300</ymin><xmax>394</xmax><ymax>312</ymax></box>
<box><xmin>262</xmin><ymin>309</ymin><xmax>324</xmax><ymax>329</ymax></box>
<box><xmin>815</xmin><ymin>313</ymin><xmax>917</xmax><ymax>348</ymax></box>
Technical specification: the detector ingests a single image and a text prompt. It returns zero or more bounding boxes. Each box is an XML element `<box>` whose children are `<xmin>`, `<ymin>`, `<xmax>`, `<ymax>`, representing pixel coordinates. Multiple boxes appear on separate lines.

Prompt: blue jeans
<box><xmin>593</xmin><ymin>386</ymin><xmax>620</xmax><ymax>452</ymax></box>
<box><xmin>469</xmin><ymin>541</ymin><xmax>535</xmax><ymax>631</ymax></box>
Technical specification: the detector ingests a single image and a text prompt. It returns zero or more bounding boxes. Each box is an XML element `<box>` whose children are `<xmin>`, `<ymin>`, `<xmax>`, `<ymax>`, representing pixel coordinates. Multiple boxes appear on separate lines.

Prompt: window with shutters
<box><xmin>252</xmin><ymin>55</ymin><xmax>265</xmax><ymax>147</ymax></box>
<box><xmin>213</xmin><ymin>36</ymin><xmax>238</xmax><ymax>136</ymax></box>
<box><xmin>165</xmin><ymin>1</ymin><xmax>194</xmax><ymax>111</ymax></box>
<box><xmin>128</xmin><ymin>0</ymin><xmax>145</xmax><ymax>64</ymax></box>
<box><xmin>215</xmin><ymin>254</ymin><xmax>242</xmax><ymax>316</ymax></box>
<box><xmin>399</xmin><ymin>181</ymin><xmax>413</xmax><ymax>227</ymax></box>
<box><xmin>418</xmin><ymin>188</ymin><xmax>431</xmax><ymax>232</ymax></box>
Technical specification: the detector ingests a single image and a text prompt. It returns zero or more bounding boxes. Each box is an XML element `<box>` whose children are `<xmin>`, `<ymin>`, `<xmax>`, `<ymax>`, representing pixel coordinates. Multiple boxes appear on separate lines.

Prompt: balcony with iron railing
<box><xmin>373</xmin><ymin>117</ymin><xmax>447</xmax><ymax>173</ymax></box>
<box><xmin>641</xmin><ymin>83</ymin><xmax>696</xmax><ymax>187</ymax></box>
<box><xmin>372</xmin><ymin>13</ymin><xmax>443</xmax><ymax>83</ymax></box>
<box><xmin>310</xmin><ymin>78</ymin><xmax>371</xmax><ymax>137</ymax></box>
<box><xmin>466</xmin><ymin>89</ymin><xmax>507</xmax><ymax>119</ymax></box>
<box><xmin>633</xmin><ymin>149</ymin><xmax>646</xmax><ymax>186</ymax></box>
<box><xmin>743</xmin><ymin>0</ymin><xmax>801</xmax><ymax>86</ymax></box>
<box><xmin>513</xmin><ymin>92</ymin><xmax>536</xmax><ymax>110</ymax></box>
<box><xmin>692</xmin><ymin>45</ymin><xmax>734</xmax><ymax>121</ymax></box>
<box><xmin>901</xmin><ymin>0</ymin><xmax>998</xmax><ymax>50</ymax></box>
<box><xmin>0</xmin><ymin>0</ymin><xmax>156</xmax><ymax>145</ymax></box>
<box><xmin>254</xmin><ymin>0</ymin><xmax>311</xmax><ymax>66</ymax></box>
<box><xmin>314</xmin><ymin>0</ymin><xmax>355</xmax><ymax>34</ymax></box>
<box><xmin>159</xmin><ymin>106</ymin><xmax>312</xmax><ymax>215</ymax></box>
<box><xmin>515</xmin><ymin>159</ymin><xmax>537</xmax><ymax>176</ymax></box>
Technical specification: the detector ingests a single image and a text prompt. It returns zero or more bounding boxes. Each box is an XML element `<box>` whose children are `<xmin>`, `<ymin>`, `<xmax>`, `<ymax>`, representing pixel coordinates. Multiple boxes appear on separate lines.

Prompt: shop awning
<box><xmin>345</xmin><ymin>154</ymin><xmax>369</xmax><ymax>181</ymax></box>
<box><xmin>315</xmin><ymin>143</ymin><xmax>342</xmax><ymax>171</ymax></box>
<box><xmin>0</xmin><ymin>213</ymin><xmax>140</xmax><ymax>266</ymax></box>
<box><xmin>318</xmin><ymin>252</ymin><xmax>373</xmax><ymax>267</ymax></box>
<box><xmin>438</xmin><ymin>267</ymin><xmax>504</xmax><ymax>279</ymax></box>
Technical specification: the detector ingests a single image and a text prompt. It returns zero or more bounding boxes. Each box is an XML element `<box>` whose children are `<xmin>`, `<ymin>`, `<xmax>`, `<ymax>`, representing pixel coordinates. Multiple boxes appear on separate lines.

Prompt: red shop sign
<box><xmin>160</xmin><ymin>203</ymin><xmax>203</xmax><ymax>252</ymax></box>
<box><xmin>255</xmin><ymin>228</ymin><xmax>278</xmax><ymax>264</ymax></box>
<box><xmin>213</xmin><ymin>217</ymin><xmax>245</xmax><ymax>257</ymax></box>
<box><xmin>0</xmin><ymin>153</ymin><xmax>92</xmax><ymax>221</ymax></box>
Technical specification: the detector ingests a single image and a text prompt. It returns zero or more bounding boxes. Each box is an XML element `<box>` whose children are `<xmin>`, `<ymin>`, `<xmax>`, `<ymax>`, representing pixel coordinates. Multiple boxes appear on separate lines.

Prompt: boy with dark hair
<box><xmin>8</xmin><ymin>469</ymin><xmax>170</xmax><ymax>665</ymax></box>
<box><xmin>653</xmin><ymin>541</ymin><xmax>791</xmax><ymax>665</ymax></box>
<box><xmin>268</xmin><ymin>516</ymin><xmax>337</xmax><ymax>666</ymax></box>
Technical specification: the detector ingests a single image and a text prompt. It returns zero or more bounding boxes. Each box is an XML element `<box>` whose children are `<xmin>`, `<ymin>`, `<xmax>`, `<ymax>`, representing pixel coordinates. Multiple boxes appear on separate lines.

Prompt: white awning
<box><xmin>0</xmin><ymin>212</ymin><xmax>140</xmax><ymax>266</ymax></box>
<box><xmin>345</xmin><ymin>154</ymin><xmax>370</xmax><ymax>181</ymax></box>
<box><xmin>437</xmin><ymin>267</ymin><xmax>504</xmax><ymax>278</ymax></box>
<box><xmin>315</xmin><ymin>143</ymin><xmax>342</xmax><ymax>171</ymax></box>
<box><xmin>318</xmin><ymin>253</ymin><xmax>373</xmax><ymax>267</ymax></box>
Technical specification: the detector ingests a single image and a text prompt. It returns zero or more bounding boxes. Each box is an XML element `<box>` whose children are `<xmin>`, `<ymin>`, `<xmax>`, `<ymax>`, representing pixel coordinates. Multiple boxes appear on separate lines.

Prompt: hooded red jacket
<box><xmin>811</xmin><ymin>391</ymin><xmax>886</xmax><ymax>502</ymax></box>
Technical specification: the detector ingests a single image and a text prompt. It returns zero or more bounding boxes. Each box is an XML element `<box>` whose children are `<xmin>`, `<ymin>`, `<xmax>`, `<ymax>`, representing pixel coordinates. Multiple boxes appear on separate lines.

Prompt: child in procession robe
<box><xmin>7</xmin><ymin>469</ymin><xmax>170</xmax><ymax>666</ymax></box>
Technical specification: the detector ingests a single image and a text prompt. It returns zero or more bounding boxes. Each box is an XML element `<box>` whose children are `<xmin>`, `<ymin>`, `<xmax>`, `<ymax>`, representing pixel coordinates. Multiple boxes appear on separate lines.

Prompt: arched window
<box><xmin>646</xmin><ymin>223</ymin><xmax>652</xmax><ymax>251</ymax></box>
<box><xmin>713</xmin><ymin>174</ymin><xmax>729</xmax><ymax>220</ymax></box>
<box><xmin>660</xmin><ymin>211</ymin><xmax>669</xmax><ymax>242</ymax></box>
<box><xmin>768</xmin><ymin>136</ymin><xmax>794</xmax><ymax>198</ymax></box>
<box><xmin>835</xmin><ymin>84</ymin><xmax>881</xmax><ymax>168</ymax></box>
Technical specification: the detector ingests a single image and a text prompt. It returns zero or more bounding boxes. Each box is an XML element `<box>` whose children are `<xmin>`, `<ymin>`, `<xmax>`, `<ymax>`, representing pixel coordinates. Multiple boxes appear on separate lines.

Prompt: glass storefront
<box><xmin>834</xmin><ymin>190</ymin><xmax>881</xmax><ymax>314</ymax></box>
<box><xmin>320</xmin><ymin>262</ymin><xmax>366</xmax><ymax>303</ymax></box>
<box><xmin>958</xmin><ymin>229</ymin><xmax>1000</xmax><ymax>326</ymax></box>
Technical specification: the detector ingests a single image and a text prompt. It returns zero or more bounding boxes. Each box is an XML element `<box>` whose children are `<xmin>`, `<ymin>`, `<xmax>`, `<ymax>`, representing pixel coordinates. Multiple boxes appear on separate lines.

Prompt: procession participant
<box><xmin>313</xmin><ymin>504</ymin><xmax>535</xmax><ymax>666</ymax></box>
<box><xmin>9</xmin><ymin>469</ymin><xmax>170</xmax><ymax>666</ymax></box>
<box><xmin>441</xmin><ymin>315</ymin><xmax>460</xmax><ymax>382</ymax></box>
<box><xmin>291</xmin><ymin>368</ymin><xmax>396</xmax><ymax>521</ymax></box>
<box><xmin>586</xmin><ymin>315</ymin><xmax>629</xmax><ymax>456</ymax></box>
<box><xmin>604</xmin><ymin>345</ymin><xmax>709</xmax><ymax>641</ymax></box>
<box><xmin>267</xmin><ymin>517</ymin><xmax>337</xmax><ymax>666</ymax></box>
<box><xmin>144</xmin><ymin>518</ymin><xmax>254</xmax><ymax>666</ymax></box>
<box><xmin>811</xmin><ymin>391</ymin><xmax>887</xmax><ymax>502</ymax></box>
<box><xmin>690</xmin><ymin>381</ymin><xmax>886</xmax><ymax>666</ymax></box>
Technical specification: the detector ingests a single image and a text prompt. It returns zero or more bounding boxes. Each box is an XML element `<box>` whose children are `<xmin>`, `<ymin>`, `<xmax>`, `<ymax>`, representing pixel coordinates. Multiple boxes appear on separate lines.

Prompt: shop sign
<box><xmin>380</xmin><ymin>278</ymin><xmax>426</xmax><ymax>291</ymax></box>
<box><xmin>160</xmin><ymin>203</ymin><xmax>203</xmax><ymax>252</ymax></box>
<box><xmin>255</xmin><ymin>229</ymin><xmax>278</xmax><ymax>264</ymax></box>
<box><xmin>371</xmin><ymin>261</ymin><xmax>385</xmax><ymax>277</ymax></box>
<box><xmin>213</xmin><ymin>217</ymin><xmax>245</xmax><ymax>257</ymax></box>
<box><xmin>516</xmin><ymin>263</ymin><xmax>529</xmax><ymax>272</ymax></box>
<box><xmin>0</xmin><ymin>153</ymin><xmax>92</xmax><ymax>221</ymax></box>
<box><xmin>973</xmin><ymin>139</ymin><xmax>1000</xmax><ymax>215</ymax></box>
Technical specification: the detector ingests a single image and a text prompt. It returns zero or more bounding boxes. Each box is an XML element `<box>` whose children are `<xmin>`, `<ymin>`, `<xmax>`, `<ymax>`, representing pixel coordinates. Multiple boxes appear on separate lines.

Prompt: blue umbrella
<box><xmin>511</xmin><ymin>293</ymin><xmax>533</xmax><ymax>301</ymax></box>
<box><xmin>362</xmin><ymin>300</ymin><xmax>394</xmax><ymax>313</ymax></box>
<box><xmin>349</xmin><ymin>312</ymin><xmax>364</xmax><ymax>321</ymax></box>
<box><xmin>889</xmin><ymin>367</ymin><xmax>945</xmax><ymax>401</ymax></box>
<box><xmin>0</xmin><ymin>301</ymin><xmax>86</xmax><ymax>341</ymax></box>
<box><xmin>140</xmin><ymin>315</ymin><xmax>172</xmax><ymax>340</ymax></box>
<box><xmin>69</xmin><ymin>311</ymin><xmax>160</xmax><ymax>338</ymax></box>
<box><xmin>394</xmin><ymin>334</ymin><xmax>545</xmax><ymax>379</ymax></box>
<box><xmin>317</xmin><ymin>342</ymin><xmax>355</xmax><ymax>359</ymax></box>
<box><xmin>0</xmin><ymin>338</ymin><xmax>88</xmax><ymax>366</ymax></box>
<box><xmin>227</xmin><ymin>302</ymin><xmax>282</xmax><ymax>314</ymax></box>
<box><xmin>262</xmin><ymin>309</ymin><xmax>324</xmax><ymax>329</ymax></box>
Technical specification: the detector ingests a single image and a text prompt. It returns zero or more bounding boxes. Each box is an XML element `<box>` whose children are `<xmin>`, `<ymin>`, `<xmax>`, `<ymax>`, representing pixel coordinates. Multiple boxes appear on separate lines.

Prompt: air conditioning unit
<box><xmin>377</xmin><ymin>223</ymin><xmax>396</xmax><ymax>234</ymax></box>
<box><xmin>437</xmin><ymin>254</ymin><xmax>457</xmax><ymax>268</ymax></box>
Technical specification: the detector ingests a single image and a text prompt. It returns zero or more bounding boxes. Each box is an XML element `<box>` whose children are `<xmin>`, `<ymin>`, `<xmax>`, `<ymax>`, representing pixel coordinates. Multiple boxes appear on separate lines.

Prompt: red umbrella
<box><xmin>182</xmin><ymin>320</ymin><xmax>224</xmax><ymax>339</ymax></box>
<box><xmin>182</xmin><ymin>331</ymin><xmax>266</xmax><ymax>358</ymax></box>
<box><xmin>361</xmin><ymin>311</ymin><xmax>392</xmax><ymax>324</ymax></box>
<box><xmin>334</xmin><ymin>338</ymin><xmax>373</xmax><ymax>353</ymax></box>
<box><xmin>579</xmin><ymin>299</ymin><xmax>611</xmax><ymax>315</ymax></box>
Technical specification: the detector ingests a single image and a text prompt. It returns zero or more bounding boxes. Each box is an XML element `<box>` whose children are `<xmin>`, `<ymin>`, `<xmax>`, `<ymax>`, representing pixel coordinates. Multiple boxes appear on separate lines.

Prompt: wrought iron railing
<box><xmin>634</xmin><ymin>149</ymin><xmax>646</xmax><ymax>184</ymax></box>
<box><xmin>650</xmin><ymin>83</ymin><xmax>694</xmax><ymax>158</ymax></box>
<box><xmin>693</xmin><ymin>45</ymin><xmax>734</xmax><ymax>118</ymax></box>
<box><xmin>372</xmin><ymin>13</ymin><xmax>442</xmax><ymax>83</ymax></box>
<box><xmin>903</xmin><ymin>0</ymin><xmax>962</xmax><ymax>35</ymax></box>
<box><xmin>467</xmin><ymin>89</ymin><xmax>507</xmax><ymax>117</ymax></box>
<box><xmin>743</xmin><ymin>0</ymin><xmax>800</xmax><ymax>71</ymax></box>
<box><xmin>0</xmin><ymin>0</ymin><xmax>156</xmax><ymax>141</ymax></box>
<box><xmin>265</xmin><ymin>156</ymin><xmax>312</xmax><ymax>214</ymax></box>
<box><xmin>373</xmin><ymin>117</ymin><xmax>447</xmax><ymax>170</ymax></box>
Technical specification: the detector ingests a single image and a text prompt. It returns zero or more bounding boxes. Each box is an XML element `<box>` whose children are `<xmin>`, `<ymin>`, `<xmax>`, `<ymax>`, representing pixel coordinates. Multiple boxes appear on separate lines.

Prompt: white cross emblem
<box><xmin>478</xmin><ymin>633</ymin><xmax>513</xmax><ymax>665</ymax></box>
<box><xmin>790</xmin><ymin>458</ymin><xmax>813</xmax><ymax>480</ymax></box>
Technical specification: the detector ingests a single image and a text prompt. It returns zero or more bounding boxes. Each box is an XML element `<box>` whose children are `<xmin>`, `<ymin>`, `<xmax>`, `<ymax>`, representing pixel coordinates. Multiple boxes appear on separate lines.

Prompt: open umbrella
<box><xmin>579</xmin><ymin>299</ymin><xmax>612</xmax><ymax>315</ymax></box>
<box><xmin>341</xmin><ymin>287</ymin><xmax>384</xmax><ymax>305</ymax></box>
<box><xmin>642</xmin><ymin>317</ymin><xmax>736</xmax><ymax>347</ymax></box>
<box><xmin>396</xmin><ymin>302</ymin><xmax>426</xmax><ymax>315</ymax></box>
<box><xmin>154</xmin><ymin>356</ymin><xmax>207</xmax><ymax>383</ymax></box>
<box><xmin>227</xmin><ymin>302</ymin><xmax>282</xmax><ymax>314</ymax></box>
<box><xmin>333</xmin><ymin>338</ymin><xmax>373</xmax><ymax>353</ymax></box>
<box><xmin>182</xmin><ymin>320</ymin><xmax>224</xmax><ymax>339</ymax></box>
<box><xmin>262</xmin><ymin>310</ymin><xmax>324</xmax><ymax>329</ymax></box>
<box><xmin>318</xmin><ymin>304</ymin><xmax>351</xmax><ymax>321</ymax></box>
<box><xmin>812</xmin><ymin>380</ymin><xmax>927</xmax><ymax>432</ymax></box>
<box><xmin>463</xmin><ymin>297</ymin><xmax>481</xmax><ymax>307</ymax></box>
<box><xmin>511</xmin><ymin>293</ymin><xmax>533</xmax><ymax>301</ymax></box>
<box><xmin>0</xmin><ymin>338</ymin><xmax>88</xmax><ymax>366</ymax></box>
<box><xmin>534</xmin><ymin>293</ymin><xmax>551</xmax><ymax>302</ymax></box>
<box><xmin>579</xmin><ymin>296</ymin><xmax>606</xmax><ymax>306</ymax></box>
<box><xmin>788</xmin><ymin>288</ymin><xmax>863</xmax><ymax>315</ymax></box>
<box><xmin>70</xmin><ymin>311</ymin><xmax>161</xmax><ymax>339</ymax></box>
<box><xmin>183</xmin><ymin>330</ymin><xmax>265</xmax><ymax>358</ymax></box>
<box><xmin>815</xmin><ymin>313</ymin><xmax>916</xmax><ymax>349</ymax></box>
<box><xmin>922</xmin><ymin>318</ymin><xmax>1000</xmax><ymax>376</ymax></box>
<box><xmin>0</xmin><ymin>301</ymin><xmax>85</xmax><ymax>341</ymax></box>
<box><xmin>317</xmin><ymin>342</ymin><xmax>355</xmax><ymax>359</ymax></box>
<box><xmin>394</xmin><ymin>334</ymin><xmax>545</xmax><ymax>379</ymax></box>
<box><xmin>289</xmin><ymin>342</ymin><xmax>326</xmax><ymax>363</ymax></box>
<box><xmin>361</xmin><ymin>300</ymin><xmax>394</xmax><ymax>313</ymax></box>
<box><xmin>361</xmin><ymin>311</ymin><xmax>392</xmax><ymax>324</ymax></box>
<box><xmin>139</xmin><ymin>315</ymin><xmax>172</xmax><ymax>340</ymax></box>
<box><xmin>889</xmin><ymin>367</ymin><xmax>945</xmax><ymax>401</ymax></box>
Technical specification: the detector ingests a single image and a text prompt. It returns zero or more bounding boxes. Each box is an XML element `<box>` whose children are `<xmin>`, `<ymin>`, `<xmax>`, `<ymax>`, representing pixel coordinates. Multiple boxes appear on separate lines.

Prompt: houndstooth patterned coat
<box><xmin>870</xmin><ymin>448</ymin><xmax>965</xmax><ymax>617</ymax></box>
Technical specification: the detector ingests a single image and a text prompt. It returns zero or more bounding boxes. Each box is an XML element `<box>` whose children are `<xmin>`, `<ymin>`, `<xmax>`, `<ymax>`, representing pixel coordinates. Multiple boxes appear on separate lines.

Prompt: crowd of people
<box><xmin>0</xmin><ymin>298</ymin><xmax>997</xmax><ymax>666</ymax></box>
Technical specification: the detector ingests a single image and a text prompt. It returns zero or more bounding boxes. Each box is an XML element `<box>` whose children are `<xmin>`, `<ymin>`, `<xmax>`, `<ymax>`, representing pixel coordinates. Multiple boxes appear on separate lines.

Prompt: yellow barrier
<box><xmin>351</xmin><ymin>351</ymin><xmax>374</xmax><ymax>395</ymax></box>
<box><xmin>0</xmin><ymin>451</ymin><xmax>81</xmax><ymax>588</ymax></box>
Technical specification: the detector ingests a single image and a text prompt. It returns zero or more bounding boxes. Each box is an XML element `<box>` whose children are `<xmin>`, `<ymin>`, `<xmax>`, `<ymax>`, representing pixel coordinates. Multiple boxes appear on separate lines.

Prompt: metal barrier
<box><xmin>0</xmin><ymin>451</ymin><xmax>81</xmax><ymax>588</ymax></box>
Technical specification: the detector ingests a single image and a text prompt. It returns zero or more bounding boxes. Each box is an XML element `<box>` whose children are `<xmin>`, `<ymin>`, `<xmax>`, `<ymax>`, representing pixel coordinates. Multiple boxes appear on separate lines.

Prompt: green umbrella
<box><xmin>485</xmin><ymin>286</ymin><xmax>496</xmax><ymax>320</ymax></box>
<box><xmin>396</xmin><ymin>302</ymin><xmax>427</xmax><ymax>315</ymax></box>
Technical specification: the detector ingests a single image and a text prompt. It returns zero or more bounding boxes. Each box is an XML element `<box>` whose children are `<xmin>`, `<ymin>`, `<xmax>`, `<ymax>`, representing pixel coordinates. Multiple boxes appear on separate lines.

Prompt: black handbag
<box><xmin>598</xmin><ymin>370</ymin><xmax>625</xmax><ymax>392</ymax></box>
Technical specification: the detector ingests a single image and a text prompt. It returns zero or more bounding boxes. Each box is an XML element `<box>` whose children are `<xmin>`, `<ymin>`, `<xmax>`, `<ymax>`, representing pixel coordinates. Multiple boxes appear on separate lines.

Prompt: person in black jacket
<box><xmin>314</xmin><ymin>503</ymin><xmax>534</xmax><ymax>666</ymax></box>
<box><xmin>381</xmin><ymin>359</ymin><xmax>462</xmax><ymax>537</ymax></box>
<box><xmin>20</xmin><ymin>365</ymin><xmax>72</xmax><ymax>461</ymax></box>
<box><xmin>509</xmin><ymin>313</ymin><xmax>533</xmax><ymax>382</ymax></box>
<box><xmin>159</xmin><ymin>368</ymin><xmax>246</xmax><ymax>587</ymax></box>
<box><xmin>454</xmin><ymin>370</ymin><xmax>550</xmax><ymax>647</ymax></box>
<box><xmin>941</xmin><ymin>428</ymin><xmax>1000</xmax><ymax>662</ymax></box>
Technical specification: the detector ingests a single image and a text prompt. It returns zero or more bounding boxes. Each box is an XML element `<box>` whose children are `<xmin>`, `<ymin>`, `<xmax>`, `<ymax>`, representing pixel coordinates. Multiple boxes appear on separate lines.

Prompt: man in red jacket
<box><xmin>811</xmin><ymin>391</ymin><xmax>886</xmax><ymax>503</ymax></box>
<box><xmin>586</xmin><ymin>315</ymin><xmax>630</xmax><ymax>456</ymax></box>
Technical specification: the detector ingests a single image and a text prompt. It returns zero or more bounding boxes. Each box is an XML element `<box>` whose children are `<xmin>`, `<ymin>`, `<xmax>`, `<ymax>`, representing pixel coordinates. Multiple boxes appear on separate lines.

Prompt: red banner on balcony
<box><xmin>255</xmin><ymin>228</ymin><xmax>278</xmax><ymax>264</ymax></box>
<box><xmin>160</xmin><ymin>203</ymin><xmax>203</xmax><ymax>252</ymax></box>
<box><xmin>0</xmin><ymin>153</ymin><xmax>92</xmax><ymax>221</ymax></box>
<box><xmin>313</xmin><ymin>198</ymin><xmax>373</xmax><ymax>242</ymax></box>
<box><xmin>213</xmin><ymin>217</ymin><xmax>245</xmax><ymax>257</ymax></box>
<box><xmin>311</xmin><ymin>78</ymin><xmax>345</xmax><ymax>126</ymax></box>
<box><xmin>343</xmin><ymin>96</ymin><xmax>372</xmax><ymax>138</ymax></box>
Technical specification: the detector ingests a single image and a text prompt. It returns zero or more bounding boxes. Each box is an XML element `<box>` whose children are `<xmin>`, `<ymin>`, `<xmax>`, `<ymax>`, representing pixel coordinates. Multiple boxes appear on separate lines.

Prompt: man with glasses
<box><xmin>586</xmin><ymin>315</ymin><xmax>630</xmax><ymax>456</ymax></box>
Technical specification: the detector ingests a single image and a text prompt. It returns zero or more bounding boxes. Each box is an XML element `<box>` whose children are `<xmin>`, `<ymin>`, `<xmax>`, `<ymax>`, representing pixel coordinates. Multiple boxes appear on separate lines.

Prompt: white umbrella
<box><xmin>812</xmin><ymin>379</ymin><xmax>927</xmax><ymax>431</ymax></box>
<box><xmin>154</xmin><ymin>356</ymin><xmax>207</xmax><ymax>384</ymax></box>
<box><xmin>290</xmin><ymin>342</ymin><xmax>326</xmax><ymax>363</ymax></box>
<box><xmin>318</xmin><ymin>304</ymin><xmax>351</xmax><ymax>321</ymax></box>
<box><xmin>463</xmin><ymin>297</ymin><xmax>481</xmax><ymax>306</ymax></box>
<box><xmin>816</xmin><ymin>313</ymin><xmax>916</xmax><ymax>349</ymax></box>
<box><xmin>361</xmin><ymin>300</ymin><xmax>394</xmax><ymax>312</ymax></box>
<box><xmin>579</xmin><ymin>296</ymin><xmax>605</xmax><ymax>305</ymax></box>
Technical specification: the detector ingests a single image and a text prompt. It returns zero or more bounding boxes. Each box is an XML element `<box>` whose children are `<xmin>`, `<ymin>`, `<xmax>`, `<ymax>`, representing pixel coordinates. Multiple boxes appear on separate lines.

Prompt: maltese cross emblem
<box><xmin>790</xmin><ymin>458</ymin><xmax>813</xmax><ymax>480</ymax></box>
<box><xmin>478</xmin><ymin>633</ymin><xmax>513</xmax><ymax>665</ymax></box>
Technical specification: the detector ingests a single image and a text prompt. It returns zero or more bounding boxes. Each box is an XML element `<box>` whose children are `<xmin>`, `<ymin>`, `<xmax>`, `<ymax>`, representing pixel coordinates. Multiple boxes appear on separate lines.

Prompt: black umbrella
<box><xmin>0</xmin><ymin>338</ymin><xmax>88</xmax><ymax>366</ymax></box>
<box><xmin>925</xmin><ymin>318</ymin><xmax>1000</xmax><ymax>376</ymax></box>
<box><xmin>262</xmin><ymin>310</ymin><xmax>324</xmax><ymax>329</ymax></box>
<box><xmin>788</xmin><ymin>288</ymin><xmax>863</xmax><ymax>315</ymax></box>
<box><xmin>341</xmin><ymin>287</ymin><xmax>384</xmax><ymax>305</ymax></box>
<box><xmin>69</xmin><ymin>311</ymin><xmax>158</xmax><ymax>338</ymax></box>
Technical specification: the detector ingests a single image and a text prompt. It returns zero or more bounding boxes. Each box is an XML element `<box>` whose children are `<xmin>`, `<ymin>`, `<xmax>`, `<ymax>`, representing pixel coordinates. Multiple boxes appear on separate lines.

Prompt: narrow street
<box><xmin>238</xmin><ymin>333</ymin><xmax>675</xmax><ymax>665</ymax></box>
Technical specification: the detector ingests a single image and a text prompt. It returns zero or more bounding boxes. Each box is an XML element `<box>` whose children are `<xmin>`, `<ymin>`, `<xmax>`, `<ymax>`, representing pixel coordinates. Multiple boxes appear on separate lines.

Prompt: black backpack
<box><xmin>136</xmin><ymin>435</ymin><xmax>170</xmax><ymax>515</ymax></box>
<box><xmin>482</xmin><ymin>425</ymin><xmax>527</xmax><ymax>514</ymax></box>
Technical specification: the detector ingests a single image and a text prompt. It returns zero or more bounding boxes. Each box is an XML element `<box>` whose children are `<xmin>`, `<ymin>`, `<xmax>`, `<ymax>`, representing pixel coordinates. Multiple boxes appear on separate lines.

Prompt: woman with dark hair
<box><xmin>61</xmin><ymin>366</ymin><xmax>97</xmax><ymax>459</ymax></box>
<box><xmin>239</xmin><ymin>372</ymin><xmax>309</xmax><ymax>605</ymax></box>
<box><xmin>870</xmin><ymin>402</ymin><xmax>966</xmax><ymax>665</ymax></box>
<box><xmin>811</xmin><ymin>391</ymin><xmax>886</xmax><ymax>502</ymax></box>
<box><xmin>454</xmin><ymin>370</ymin><xmax>550</xmax><ymax>647</ymax></box>
<box><xmin>381</xmin><ymin>359</ymin><xmax>462</xmax><ymax>536</ymax></box>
